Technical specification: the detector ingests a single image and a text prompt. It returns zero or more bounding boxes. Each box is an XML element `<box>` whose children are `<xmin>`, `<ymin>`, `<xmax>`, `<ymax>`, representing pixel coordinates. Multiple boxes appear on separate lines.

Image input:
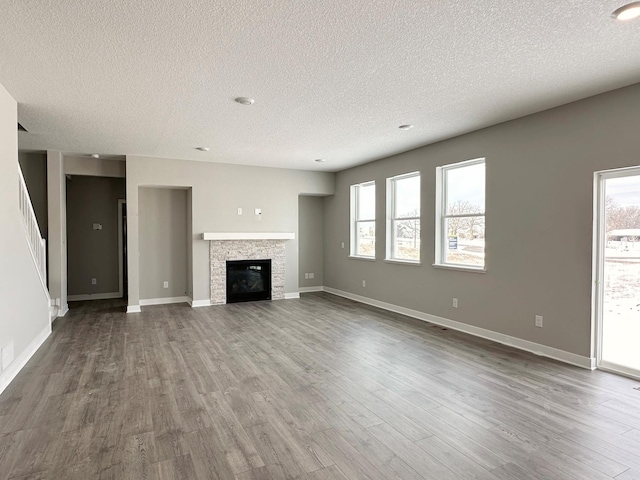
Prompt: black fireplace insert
<box><xmin>226</xmin><ymin>259</ymin><xmax>272</xmax><ymax>303</ymax></box>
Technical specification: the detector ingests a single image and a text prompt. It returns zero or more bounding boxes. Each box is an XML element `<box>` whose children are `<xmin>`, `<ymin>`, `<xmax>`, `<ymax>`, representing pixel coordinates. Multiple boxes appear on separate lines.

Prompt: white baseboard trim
<box><xmin>323</xmin><ymin>286</ymin><xmax>595</xmax><ymax>370</ymax></box>
<box><xmin>284</xmin><ymin>292</ymin><xmax>301</xmax><ymax>299</ymax></box>
<box><xmin>68</xmin><ymin>292</ymin><xmax>121</xmax><ymax>301</ymax></box>
<box><xmin>126</xmin><ymin>305</ymin><xmax>141</xmax><ymax>313</ymax></box>
<box><xmin>140</xmin><ymin>296</ymin><xmax>190</xmax><ymax>306</ymax></box>
<box><xmin>191</xmin><ymin>299</ymin><xmax>212</xmax><ymax>308</ymax></box>
<box><xmin>58</xmin><ymin>304</ymin><xmax>69</xmax><ymax>317</ymax></box>
<box><xmin>0</xmin><ymin>324</ymin><xmax>51</xmax><ymax>396</ymax></box>
<box><xmin>298</xmin><ymin>286</ymin><xmax>324</xmax><ymax>293</ymax></box>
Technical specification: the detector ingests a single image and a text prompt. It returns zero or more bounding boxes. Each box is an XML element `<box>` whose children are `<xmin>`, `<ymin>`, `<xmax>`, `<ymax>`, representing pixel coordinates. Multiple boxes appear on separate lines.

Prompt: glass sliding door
<box><xmin>595</xmin><ymin>167</ymin><xmax>640</xmax><ymax>379</ymax></box>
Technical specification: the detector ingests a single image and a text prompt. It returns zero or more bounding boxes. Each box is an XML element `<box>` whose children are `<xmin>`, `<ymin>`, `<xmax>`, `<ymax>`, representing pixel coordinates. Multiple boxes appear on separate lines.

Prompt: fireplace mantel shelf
<box><xmin>202</xmin><ymin>232</ymin><xmax>295</xmax><ymax>241</ymax></box>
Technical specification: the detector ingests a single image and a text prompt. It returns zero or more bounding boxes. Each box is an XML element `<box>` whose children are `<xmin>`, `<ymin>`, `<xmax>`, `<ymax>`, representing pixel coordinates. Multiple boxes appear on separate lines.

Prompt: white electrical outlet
<box><xmin>309</xmin><ymin>273</ymin><xmax>314</xmax><ymax>279</ymax></box>
<box><xmin>305</xmin><ymin>273</ymin><xmax>309</xmax><ymax>279</ymax></box>
<box><xmin>452</xmin><ymin>298</ymin><xmax>458</xmax><ymax>308</ymax></box>
<box><xmin>1</xmin><ymin>341</ymin><xmax>14</xmax><ymax>371</ymax></box>
<box><xmin>163</xmin><ymin>281</ymin><xmax>169</xmax><ymax>288</ymax></box>
<box><xmin>341</xmin><ymin>242</ymin><xmax>345</xmax><ymax>249</ymax></box>
<box><xmin>362</xmin><ymin>280</ymin><xmax>366</xmax><ymax>287</ymax></box>
<box><xmin>254</xmin><ymin>208</ymin><xmax>261</xmax><ymax>215</ymax></box>
<box><xmin>91</xmin><ymin>278</ymin><xmax>97</xmax><ymax>285</ymax></box>
<box><xmin>535</xmin><ymin>315</ymin><xmax>543</xmax><ymax>328</ymax></box>
<box><xmin>237</xmin><ymin>208</ymin><xmax>242</xmax><ymax>215</ymax></box>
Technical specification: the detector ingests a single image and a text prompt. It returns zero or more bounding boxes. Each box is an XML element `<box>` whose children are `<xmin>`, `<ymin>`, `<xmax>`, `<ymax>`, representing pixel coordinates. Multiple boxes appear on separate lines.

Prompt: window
<box><xmin>435</xmin><ymin>158</ymin><xmax>485</xmax><ymax>269</ymax></box>
<box><xmin>350</xmin><ymin>181</ymin><xmax>376</xmax><ymax>258</ymax></box>
<box><xmin>387</xmin><ymin>172</ymin><xmax>420</xmax><ymax>262</ymax></box>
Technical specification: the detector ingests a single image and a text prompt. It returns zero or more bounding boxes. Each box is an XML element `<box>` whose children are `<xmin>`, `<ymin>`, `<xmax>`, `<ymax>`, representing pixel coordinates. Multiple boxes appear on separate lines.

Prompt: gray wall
<box><xmin>126</xmin><ymin>156</ymin><xmax>335</xmax><ymax>308</ymax></box>
<box><xmin>66</xmin><ymin>176</ymin><xmax>126</xmax><ymax>297</ymax></box>
<box><xmin>47</xmin><ymin>151</ymin><xmax>67</xmax><ymax>313</ymax></box>
<box><xmin>139</xmin><ymin>187</ymin><xmax>189</xmax><ymax>300</ymax></box>
<box><xmin>18</xmin><ymin>152</ymin><xmax>47</xmax><ymax>238</ymax></box>
<box><xmin>298</xmin><ymin>196</ymin><xmax>324</xmax><ymax>288</ymax></box>
<box><xmin>65</xmin><ymin>156</ymin><xmax>126</xmax><ymax>178</ymax></box>
<box><xmin>0</xmin><ymin>82</ymin><xmax>50</xmax><ymax>390</ymax></box>
<box><xmin>324</xmin><ymin>82</ymin><xmax>640</xmax><ymax>359</ymax></box>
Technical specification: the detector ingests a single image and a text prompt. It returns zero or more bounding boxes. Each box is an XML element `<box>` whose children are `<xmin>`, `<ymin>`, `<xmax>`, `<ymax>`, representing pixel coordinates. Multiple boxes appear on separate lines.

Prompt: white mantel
<box><xmin>202</xmin><ymin>232</ymin><xmax>295</xmax><ymax>241</ymax></box>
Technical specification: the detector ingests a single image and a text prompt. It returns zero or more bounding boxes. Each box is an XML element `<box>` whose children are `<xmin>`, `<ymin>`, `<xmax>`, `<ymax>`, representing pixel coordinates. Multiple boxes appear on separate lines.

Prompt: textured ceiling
<box><xmin>2</xmin><ymin>1</ymin><xmax>640</xmax><ymax>172</ymax></box>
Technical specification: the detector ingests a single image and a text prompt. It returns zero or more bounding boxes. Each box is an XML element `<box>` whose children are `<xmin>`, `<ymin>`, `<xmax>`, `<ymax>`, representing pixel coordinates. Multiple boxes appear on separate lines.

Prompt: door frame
<box><xmin>118</xmin><ymin>199</ymin><xmax>126</xmax><ymax>299</ymax></box>
<box><xmin>592</xmin><ymin>165</ymin><xmax>640</xmax><ymax>380</ymax></box>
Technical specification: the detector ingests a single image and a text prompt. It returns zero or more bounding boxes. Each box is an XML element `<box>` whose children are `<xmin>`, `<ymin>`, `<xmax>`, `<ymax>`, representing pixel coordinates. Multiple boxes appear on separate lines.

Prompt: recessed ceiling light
<box><xmin>235</xmin><ymin>97</ymin><xmax>255</xmax><ymax>105</ymax></box>
<box><xmin>612</xmin><ymin>2</ymin><xmax>640</xmax><ymax>20</ymax></box>
<box><xmin>196</xmin><ymin>147</ymin><xmax>210</xmax><ymax>152</ymax></box>
<box><xmin>91</xmin><ymin>153</ymin><xmax>100</xmax><ymax>159</ymax></box>
<box><xmin>399</xmin><ymin>124</ymin><xmax>414</xmax><ymax>130</ymax></box>
<box><xmin>315</xmin><ymin>158</ymin><xmax>326</xmax><ymax>163</ymax></box>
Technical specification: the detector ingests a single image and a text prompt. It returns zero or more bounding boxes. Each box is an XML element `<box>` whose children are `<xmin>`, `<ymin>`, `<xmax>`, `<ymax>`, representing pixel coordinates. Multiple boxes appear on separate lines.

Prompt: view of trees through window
<box><xmin>352</xmin><ymin>182</ymin><xmax>375</xmax><ymax>257</ymax></box>
<box><xmin>389</xmin><ymin>173</ymin><xmax>420</xmax><ymax>261</ymax></box>
<box><xmin>606</xmin><ymin>196</ymin><xmax>640</xmax><ymax>232</ymax></box>
<box><xmin>445</xmin><ymin>199</ymin><xmax>485</xmax><ymax>266</ymax></box>
<box><xmin>601</xmin><ymin>173</ymin><xmax>640</xmax><ymax>374</ymax></box>
<box><xmin>441</xmin><ymin>160</ymin><xmax>485</xmax><ymax>267</ymax></box>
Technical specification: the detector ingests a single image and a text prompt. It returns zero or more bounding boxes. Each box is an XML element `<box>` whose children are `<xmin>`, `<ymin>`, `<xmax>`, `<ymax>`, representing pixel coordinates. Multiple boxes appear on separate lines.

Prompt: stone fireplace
<box><xmin>205</xmin><ymin>232</ymin><xmax>294</xmax><ymax>305</ymax></box>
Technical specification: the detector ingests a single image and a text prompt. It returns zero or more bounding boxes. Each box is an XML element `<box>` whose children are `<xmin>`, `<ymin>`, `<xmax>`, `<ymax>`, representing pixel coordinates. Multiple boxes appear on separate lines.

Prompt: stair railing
<box><xmin>17</xmin><ymin>166</ymin><xmax>48</xmax><ymax>294</ymax></box>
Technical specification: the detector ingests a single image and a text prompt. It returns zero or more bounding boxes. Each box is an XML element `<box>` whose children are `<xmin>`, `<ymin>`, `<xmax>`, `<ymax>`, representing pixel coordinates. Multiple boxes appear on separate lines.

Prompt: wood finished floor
<box><xmin>1</xmin><ymin>293</ymin><xmax>639</xmax><ymax>480</ymax></box>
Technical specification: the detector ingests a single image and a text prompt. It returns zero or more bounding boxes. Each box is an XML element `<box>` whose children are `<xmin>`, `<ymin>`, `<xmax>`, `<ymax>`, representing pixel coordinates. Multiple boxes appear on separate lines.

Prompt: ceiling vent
<box><xmin>17</xmin><ymin>123</ymin><xmax>28</xmax><ymax>132</ymax></box>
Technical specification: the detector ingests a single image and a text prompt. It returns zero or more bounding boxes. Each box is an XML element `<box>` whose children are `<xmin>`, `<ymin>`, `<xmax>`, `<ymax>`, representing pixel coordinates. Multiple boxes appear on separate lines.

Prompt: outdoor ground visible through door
<box><xmin>601</xmin><ymin>173</ymin><xmax>640</xmax><ymax>375</ymax></box>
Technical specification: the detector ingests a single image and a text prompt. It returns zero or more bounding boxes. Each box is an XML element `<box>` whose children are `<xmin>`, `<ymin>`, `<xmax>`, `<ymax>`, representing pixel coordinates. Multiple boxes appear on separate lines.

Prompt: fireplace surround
<box><xmin>207</xmin><ymin>234</ymin><xmax>293</xmax><ymax>305</ymax></box>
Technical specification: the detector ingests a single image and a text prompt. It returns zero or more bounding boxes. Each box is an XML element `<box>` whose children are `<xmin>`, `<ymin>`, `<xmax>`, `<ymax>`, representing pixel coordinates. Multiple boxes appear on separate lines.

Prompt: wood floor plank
<box><xmin>150</xmin><ymin>454</ymin><xmax>198</xmax><ymax>480</ymax></box>
<box><xmin>311</xmin><ymin>428</ymin><xmax>389</xmax><ymax>480</ymax></box>
<box><xmin>0</xmin><ymin>293</ymin><xmax>639</xmax><ymax>480</ymax></box>
<box><xmin>617</xmin><ymin>469</ymin><xmax>640</xmax><ymax>480</ymax></box>
<box><xmin>199</xmin><ymin>391</ymin><xmax>265</xmax><ymax>473</ymax></box>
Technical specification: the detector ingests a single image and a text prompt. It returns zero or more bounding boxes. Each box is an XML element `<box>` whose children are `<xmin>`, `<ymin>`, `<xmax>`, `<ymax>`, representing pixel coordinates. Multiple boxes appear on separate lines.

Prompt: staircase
<box><xmin>18</xmin><ymin>166</ymin><xmax>51</xmax><ymax>315</ymax></box>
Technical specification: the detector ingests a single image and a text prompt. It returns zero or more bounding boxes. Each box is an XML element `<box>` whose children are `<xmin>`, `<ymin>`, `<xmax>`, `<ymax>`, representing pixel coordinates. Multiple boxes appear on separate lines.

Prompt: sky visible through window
<box><xmin>607</xmin><ymin>175</ymin><xmax>640</xmax><ymax>206</ymax></box>
<box><xmin>358</xmin><ymin>183</ymin><xmax>375</xmax><ymax>219</ymax></box>
<box><xmin>447</xmin><ymin>162</ymin><xmax>485</xmax><ymax>212</ymax></box>
<box><xmin>396</xmin><ymin>175</ymin><xmax>420</xmax><ymax>217</ymax></box>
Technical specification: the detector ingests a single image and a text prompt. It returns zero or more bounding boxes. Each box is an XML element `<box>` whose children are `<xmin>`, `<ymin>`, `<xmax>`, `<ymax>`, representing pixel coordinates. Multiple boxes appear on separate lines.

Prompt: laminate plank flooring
<box><xmin>0</xmin><ymin>292</ymin><xmax>639</xmax><ymax>479</ymax></box>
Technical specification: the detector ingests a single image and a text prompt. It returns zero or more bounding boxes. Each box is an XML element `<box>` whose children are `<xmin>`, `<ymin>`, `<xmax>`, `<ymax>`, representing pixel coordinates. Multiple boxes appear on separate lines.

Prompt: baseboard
<box><xmin>298</xmin><ymin>286</ymin><xmax>324</xmax><ymax>293</ymax></box>
<box><xmin>68</xmin><ymin>292</ymin><xmax>121</xmax><ymax>301</ymax></box>
<box><xmin>126</xmin><ymin>305</ymin><xmax>141</xmax><ymax>313</ymax></box>
<box><xmin>58</xmin><ymin>304</ymin><xmax>69</xmax><ymax>317</ymax></box>
<box><xmin>140</xmin><ymin>296</ymin><xmax>190</xmax><ymax>306</ymax></box>
<box><xmin>323</xmin><ymin>286</ymin><xmax>595</xmax><ymax>370</ymax></box>
<box><xmin>0</xmin><ymin>324</ymin><xmax>51</xmax><ymax>396</ymax></box>
<box><xmin>191</xmin><ymin>299</ymin><xmax>212</xmax><ymax>308</ymax></box>
<box><xmin>284</xmin><ymin>292</ymin><xmax>301</xmax><ymax>299</ymax></box>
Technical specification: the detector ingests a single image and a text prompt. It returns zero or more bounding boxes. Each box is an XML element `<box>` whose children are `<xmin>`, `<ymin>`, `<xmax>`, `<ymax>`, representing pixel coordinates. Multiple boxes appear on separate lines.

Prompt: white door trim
<box><xmin>118</xmin><ymin>199</ymin><xmax>125</xmax><ymax>299</ymax></box>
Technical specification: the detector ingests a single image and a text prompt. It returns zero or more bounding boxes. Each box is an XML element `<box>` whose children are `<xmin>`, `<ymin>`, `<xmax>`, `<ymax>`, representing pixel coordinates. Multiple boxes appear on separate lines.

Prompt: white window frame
<box><xmin>386</xmin><ymin>171</ymin><xmax>421</xmax><ymax>264</ymax></box>
<box><xmin>350</xmin><ymin>181</ymin><xmax>376</xmax><ymax>259</ymax></box>
<box><xmin>434</xmin><ymin>158</ymin><xmax>486</xmax><ymax>272</ymax></box>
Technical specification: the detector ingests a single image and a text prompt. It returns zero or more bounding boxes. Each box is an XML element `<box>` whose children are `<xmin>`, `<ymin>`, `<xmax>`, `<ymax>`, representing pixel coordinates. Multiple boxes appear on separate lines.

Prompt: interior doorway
<box><xmin>594</xmin><ymin>166</ymin><xmax>640</xmax><ymax>379</ymax></box>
